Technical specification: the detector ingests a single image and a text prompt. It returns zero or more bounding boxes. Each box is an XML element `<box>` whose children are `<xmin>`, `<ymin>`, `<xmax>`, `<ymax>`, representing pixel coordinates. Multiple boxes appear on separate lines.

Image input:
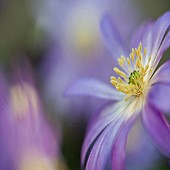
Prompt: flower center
<box><xmin>110</xmin><ymin>43</ymin><xmax>152</xmax><ymax>97</ymax></box>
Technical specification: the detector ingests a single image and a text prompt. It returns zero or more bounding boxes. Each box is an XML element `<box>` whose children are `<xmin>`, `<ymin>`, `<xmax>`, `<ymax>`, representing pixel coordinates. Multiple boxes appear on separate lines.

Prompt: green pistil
<box><xmin>128</xmin><ymin>70</ymin><xmax>140</xmax><ymax>85</ymax></box>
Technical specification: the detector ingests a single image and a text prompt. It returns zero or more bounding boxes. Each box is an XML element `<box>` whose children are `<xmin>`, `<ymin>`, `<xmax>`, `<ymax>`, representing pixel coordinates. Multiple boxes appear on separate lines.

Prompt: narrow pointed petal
<box><xmin>85</xmin><ymin>118</ymin><xmax>125</xmax><ymax>170</ymax></box>
<box><xmin>152</xmin><ymin>11</ymin><xmax>170</xmax><ymax>67</ymax></box>
<box><xmin>82</xmin><ymin>101</ymin><xmax>125</xmax><ymax>165</ymax></box>
<box><xmin>112</xmin><ymin>116</ymin><xmax>136</xmax><ymax>170</ymax></box>
<box><xmin>66</xmin><ymin>78</ymin><xmax>123</xmax><ymax>100</ymax></box>
<box><xmin>100</xmin><ymin>15</ymin><xmax>128</xmax><ymax>61</ymax></box>
<box><xmin>142</xmin><ymin>103</ymin><xmax>170</xmax><ymax>157</ymax></box>
<box><xmin>130</xmin><ymin>11</ymin><xmax>170</xmax><ymax>69</ymax></box>
<box><xmin>82</xmin><ymin>98</ymin><xmax>138</xmax><ymax>170</ymax></box>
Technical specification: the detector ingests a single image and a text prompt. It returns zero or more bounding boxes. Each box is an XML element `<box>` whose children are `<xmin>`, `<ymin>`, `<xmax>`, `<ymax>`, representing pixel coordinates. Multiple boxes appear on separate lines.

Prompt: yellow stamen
<box><xmin>118</xmin><ymin>58</ymin><xmax>124</xmax><ymax>67</ymax></box>
<box><xmin>144</xmin><ymin>47</ymin><xmax>147</xmax><ymax>56</ymax></box>
<box><xmin>113</xmin><ymin>67</ymin><xmax>128</xmax><ymax>80</ymax></box>
<box><xmin>127</xmin><ymin>58</ymin><xmax>131</xmax><ymax>65</ymax></box>
<box><xmin>110</xmin><ymin>43</ymin><xmax>152</xmax><ymax>97</ymax></box>
<box><xmin>130</xmin><ymin>52</ymin><xmax>134</xmax><ymax>61</ymax></box>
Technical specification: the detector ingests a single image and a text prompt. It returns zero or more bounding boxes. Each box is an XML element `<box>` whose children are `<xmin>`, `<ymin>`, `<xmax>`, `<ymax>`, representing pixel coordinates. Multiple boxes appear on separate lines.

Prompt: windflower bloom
<box><xmin>67</xmin><ymin>11</ymin><xmax>170</xmax><ymax>170</ymax></box>
<box><xmin>0</xmin><ymin>60</ymin><xmax>65</xmax><ymax>170</ymax></box>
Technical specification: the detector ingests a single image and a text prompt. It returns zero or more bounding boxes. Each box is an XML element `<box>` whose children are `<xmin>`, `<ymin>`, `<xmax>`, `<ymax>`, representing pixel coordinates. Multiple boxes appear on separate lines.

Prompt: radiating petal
<box><xmin>148</xmin><ymin>83</ymin><xmax>170</xmax><ymax>114</ymax></box>
<box><xmin>112</xmin><ymin>115</ymin><xmax>136</xmax><ymax>170</ymax></box>
<box><xmin>85</xmin><ymin>118</ymin><xmax>124</xmax><ymax>170</ymax></box>
<box><xmin>82</xmin><ymin>98</ymin><xmax>138</xmax><ymax>170</ymax></box>
<box><xmin>130</xmin><ymin>21</ymin><xmax>155</xmax><ymax>68</ymax></box>
<box><xmin>130</xmin><ymin>11</ymin><xmax>170</xmax><ymax>70</ymax></box>
<box><xmin>147</xmin><ymin>11</ymin><xmax>170</xmax><ymax>70</ymax></box>
<box><xmin>82</xmin><ymin>98</ymin><xmax>135</xmax><ymax>165</ymax></box>
<box><xmin>82</xmin><ymin>101</ymin><xmax>126</xmax><ymax>165</ymax></box>
<box><xmin>152</xmin><ymin>60</ymin><xmax>170</xmax><ymax>84</ymax></box>
<box><xmin>100</xmin><ymin>15</ymin><xmax>128</xmax><ymax>61</ymax></box>
<box><xmin>66</xmin><ymin>78</ymin><xmax>123</xmax><ymax>100</ymax></box>
<box><xmin>130</xmin><ymin>21</ymin><xmax>154</xmax><ymax>56</ymax></box>
<box><xmin>152</xmin><ymin>11</ymin><xmax>170</xmax><ymax>68</ymax></box>
<box><xmin>148</xmin><ymin>60</ymin><xmax>170</xmax><ymax>114</ymax></box>
<box><xmin>142</xmin><ymin>103</ymin><xmax>170</xmax><ymax>157</ymax></box>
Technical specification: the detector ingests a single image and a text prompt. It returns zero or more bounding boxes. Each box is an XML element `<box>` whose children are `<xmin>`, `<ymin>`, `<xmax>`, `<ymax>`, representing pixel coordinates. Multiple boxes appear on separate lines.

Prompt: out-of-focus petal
<box><xmin>0</xmin><ymin>59</ymin><xmax>60</xmax><ymax>170</ymax></box>
<box><xmin>112</xmin><ymin>116</ymin><xmax>136</xmax><ymax>170</ymax></box>
<box><xmin>142</xmin><ymin>103</ymin><xmax>170</xmax><ymax>157</ymax></box>
<box><xmin>100</xmin><ymin>15</ymin><xmax>128</xmax><ymax>61</ymax></box>
<box><xmin>66</xmin><ymin>78</ymin><xmax>124</xmax><ymax>100</ymax></box>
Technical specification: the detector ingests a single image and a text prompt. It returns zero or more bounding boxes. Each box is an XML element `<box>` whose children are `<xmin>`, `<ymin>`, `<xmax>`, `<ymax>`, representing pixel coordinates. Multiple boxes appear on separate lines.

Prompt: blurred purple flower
<box><xmin>66</xmin><ymin>11</ymin><xmax>170</xmax><ymax>170</ymax></box>
<box><xmin>0</xmin><ymin>59</ymin><xmax>62</xmax><ymax>170</ymax></box>
<box><xmin>32</xmin><ymin>0</ymin><xmax>142</xmax><ymax>43</ymax></box>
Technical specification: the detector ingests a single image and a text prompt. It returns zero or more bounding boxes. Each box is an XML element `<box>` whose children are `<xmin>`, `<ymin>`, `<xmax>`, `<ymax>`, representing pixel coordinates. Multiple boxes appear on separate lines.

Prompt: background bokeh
<box><xmin>0</xmin><ymin>0</ymin><xmax>170</xmax><ymax>170</ymax></box>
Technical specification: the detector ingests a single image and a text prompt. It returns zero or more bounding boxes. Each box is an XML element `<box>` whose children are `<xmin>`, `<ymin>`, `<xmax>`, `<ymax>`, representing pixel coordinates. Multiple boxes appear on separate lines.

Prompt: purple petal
<box><xmin>66</xmin><ymin>78</ymin><xmax>123</xmax><ymax>100</ymax></box>
<box><xmin>82</xmin><ymin>98</ymin><xmax>138</xmax><ymax>170</ymax></box>
<box><xmin>152</xmin><ymin>60</ymin><xmax>170</xmax><ymax>84</ymax></box>
<box><xmin>112</xmin><ymin>116</ymin><xmax>136</xmax><ymax>170</ymax></box>
<box><xmin>130</xmin><ymin>21</ymin><xmax>154</xmax><ymax>57</ymax></box>
<box><xmin>85</xmin><ymin>118</ymin><xmax>124</xmax><ymax>170</ymax></box>
<box><xmin>142</xmin><ymin>103</ymin><xmax>170</xmax><ymax>157</ymax></box>
<box><xmin>81</xmin><ymin>99</ymin><xmax>133</xmax><ymax>165</ymax></box>
<box><xmin>148</xmin><ymin>60</ymin><xmax>170</xmax><ymax>114</ymax></box>
<box><xmin>100</xmin><ymin>15</ymin><xmax>128</xmax><ymax>61</ymax></box>
<box><xmin>148</xmin><ymin>83</ymin><xmax>170</xmax><ymax>114</ymax></box>
<box><xmin>130</xmin><ymin>11</ymin><xmax>170</xmax><ymax>70</ymax></box>
<box><xmin>152</xmin><ymin>11</ymin><xmax>170</xmax><ymax>68</ymax></box>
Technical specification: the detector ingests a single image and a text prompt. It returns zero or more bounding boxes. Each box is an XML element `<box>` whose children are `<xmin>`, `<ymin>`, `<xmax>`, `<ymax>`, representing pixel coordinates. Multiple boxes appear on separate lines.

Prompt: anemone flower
<box><xmin>0</xmin><ymin>60</ymin><xmax>64</xmax><ymax>170</ymax></box>
<box><xmin>66</xmin><ymin>11</ymin><xmax>170</xmax><ymax>170</ymax></box>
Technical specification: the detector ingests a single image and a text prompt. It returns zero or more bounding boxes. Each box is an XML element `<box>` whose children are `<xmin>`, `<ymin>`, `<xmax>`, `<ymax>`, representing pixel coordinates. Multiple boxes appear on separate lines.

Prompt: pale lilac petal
<box><xmin>130</xmin><ymin>11</ymin><xmax>170</xmax><ymax>70</ymax></box>
<box><xmin>85</xmin><ymin>118</ymin><xmax>124</xmax><ymax>170</ymax></box>
<box><xmin>130</xmin><ymin>21</ymin><xmax>154</xmax><ymax>59</ymax></box>
<box><xmin>142</xmin><ymin>103</ymin><xmax>170</xmax><ymax>157</ymax></box>
<box><xmin>130</xmin><ymin>21</ymin><xmax>155</xmax><ymax>69</ymax></box>
<box><xmin>152</xmin><ymin>11</ymin><xmax>170</xmax><ymax>67</ymax></box>
<box><xmin>82</xmin><ymin>98</ymin><xmax>138</xmax><ymax>170</ymax></box>
<box><xmin>100</xmin><ymin>15</ymin><xmax>128</xmax><ymax>61</ymax></box>
<box><xmin>148</xmin><ymin>83</ymin><xmax>170</xmax><ymax>114</ymax></box>
<box><xmin>148</xmin><ymin>60</ymin><xmax>170</xmax><ymax>114</ymax></box>
<box><xmin>112</xmin><ymin>116</ymin><xmax>136</xmax><ymax>170</ymax></box>
<box><xmin>81</xmin><ymin>100</ymin><xmax>130</xmax><ymax>165</ymax></box>
<box><xmin>66</xmin><ymin>78</ymin><xmax>123</xmax><ymax>100</ymax></box>
<box><xmin>152</xmin><ymin>60</ymin><xmax>170</xmax><ymax>84</ymax></box>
